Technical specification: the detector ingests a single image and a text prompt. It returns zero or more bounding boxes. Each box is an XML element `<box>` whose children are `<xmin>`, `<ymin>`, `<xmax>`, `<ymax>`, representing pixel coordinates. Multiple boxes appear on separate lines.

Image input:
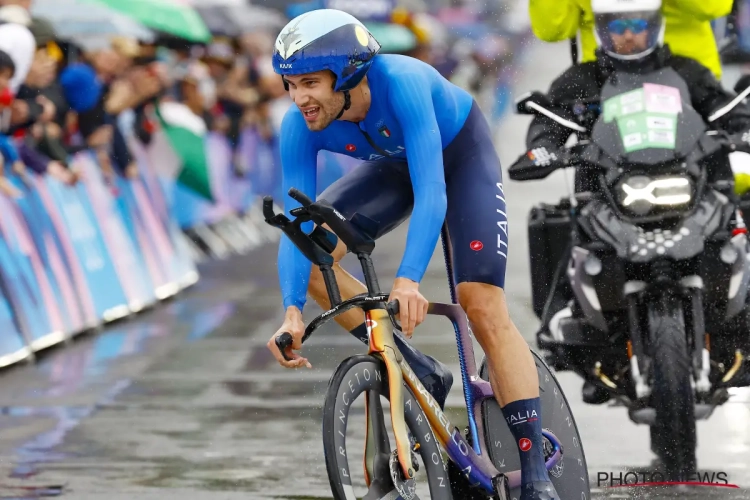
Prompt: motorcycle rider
<box><xmin>510</xmin><ymin>0</ymin><xmax>750</xmax><ymax>403</ymax></box>
<box><xmin>528</xmin><ymin>0</ymin><xmax>731</xmax><ymax>80</ymax></box>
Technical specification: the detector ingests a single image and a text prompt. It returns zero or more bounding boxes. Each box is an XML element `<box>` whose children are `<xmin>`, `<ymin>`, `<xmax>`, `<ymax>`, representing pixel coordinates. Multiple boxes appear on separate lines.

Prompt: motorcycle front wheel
<box><xmin>647</xmin><ymin>293</ymin><xmax>697</xmax><ymax>480</ymax></box>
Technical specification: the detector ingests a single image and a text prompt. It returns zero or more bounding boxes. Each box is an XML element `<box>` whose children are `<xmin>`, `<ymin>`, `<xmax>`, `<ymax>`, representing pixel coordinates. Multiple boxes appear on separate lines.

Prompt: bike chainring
<box><xmin>389</xmin><ymin>449</ymin><xmax>419</xmax><ymax>500</ymax></box>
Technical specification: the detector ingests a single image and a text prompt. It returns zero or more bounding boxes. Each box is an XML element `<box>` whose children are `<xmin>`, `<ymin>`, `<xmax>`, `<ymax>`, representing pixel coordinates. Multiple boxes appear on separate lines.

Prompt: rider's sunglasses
<box><xmin>608</xmin><ymin>18</ymin><xmax>649</xmax><ymax>35</ymax></box>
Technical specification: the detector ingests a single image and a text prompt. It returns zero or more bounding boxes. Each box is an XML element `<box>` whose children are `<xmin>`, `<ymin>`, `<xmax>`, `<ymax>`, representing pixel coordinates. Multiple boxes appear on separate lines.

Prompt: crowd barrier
<box><xmin>0</xmin><ymin>120</ymin><xmax>362</xmax><ymax>370</ymax></box>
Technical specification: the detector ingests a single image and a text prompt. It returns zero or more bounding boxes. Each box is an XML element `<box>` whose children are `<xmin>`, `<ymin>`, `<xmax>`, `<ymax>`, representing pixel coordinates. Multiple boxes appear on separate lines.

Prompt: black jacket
<box><xmin>525</xmin><ymin>46</ymin><xmax>750</xmax><ymax>151</ymax></box>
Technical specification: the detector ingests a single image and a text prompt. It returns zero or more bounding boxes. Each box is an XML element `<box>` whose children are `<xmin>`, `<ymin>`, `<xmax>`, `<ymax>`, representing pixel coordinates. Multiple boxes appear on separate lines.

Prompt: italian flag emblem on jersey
<box><xmin>379</xmin><ymin>125</ymin><xmax>391</xmax><ymax>138</ymax></box>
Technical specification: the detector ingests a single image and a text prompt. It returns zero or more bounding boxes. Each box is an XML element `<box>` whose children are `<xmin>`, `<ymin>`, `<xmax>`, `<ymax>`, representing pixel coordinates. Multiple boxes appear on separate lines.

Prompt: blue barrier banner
<box><xmin>119</xmin><ymin>178</ymin><xmax>177</xmax><ymax>297</ymax></box>
<box><xmin>0</xmin><ymin>188</ymin><xmax>68</xmax><ymax>347</ymax></box>
<box><xmin>130</xmin><ymin>179</ymin><xmax>184</xmax><ymax>296</ymax></box>
<box><xmin>126</xmin><ymin>144</ymin><xmax>198</xmax><ymax>288</ymax></box>
<box><xmin>44</xmin><ymin>160</ymin><xmax>130</xmax><ymax>323</ymax></box>
<box><xmin>77</xmin><ymin>155</ymin><xmax>157</xmax><ymax>312</ymax></box>
<box><xmin>16</xmin><ymin>171</ymin><xmax>92</xmax><ymax>334</ymax></box>
<box><xmin>11</xmin><ymin>173</ymin><xmax>84</xmax><ymax>335</ymax></box>
<box><xmin>0</xmin><ymin>277</ymin><xmax>30</xmax><ymax>368</ymax></box>
<box><xmin>31</xmin><ymin>174</ymin><xmax>100</xmax><ymax>330</ymax></box>
<box><xmin>113</xmin><ymin>176</ymin><xmax>158</xmax><ymax>303</ymax></box>
<box><xmin>0</xmin><ymin>197</ymin><xmax>56</xmax><ymax>349</ymax></box>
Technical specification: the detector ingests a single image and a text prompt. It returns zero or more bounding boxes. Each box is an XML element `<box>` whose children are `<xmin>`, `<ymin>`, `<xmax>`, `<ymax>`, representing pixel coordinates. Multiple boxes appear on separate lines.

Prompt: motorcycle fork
<box><xmin>625</xmin><ymin>288</ymin><xmax>650</xmax><ymax>399</ymax></box>
<box><xmin>685</xmin><ymin>284</ymin><xmax>711</xmax><ymax>393</ymax></box>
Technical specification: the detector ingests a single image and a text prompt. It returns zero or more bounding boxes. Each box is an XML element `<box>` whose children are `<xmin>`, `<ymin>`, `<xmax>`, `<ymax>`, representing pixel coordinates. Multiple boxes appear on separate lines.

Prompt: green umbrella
<box><xmin>85</xmin><ymin>0</ymin><xmax>211</xmax><ymax>43</ymax></box>
<box><xmin>365</xmin><ymin>22</ymin><xmax>417</xmax><ymax>54</ymax></box>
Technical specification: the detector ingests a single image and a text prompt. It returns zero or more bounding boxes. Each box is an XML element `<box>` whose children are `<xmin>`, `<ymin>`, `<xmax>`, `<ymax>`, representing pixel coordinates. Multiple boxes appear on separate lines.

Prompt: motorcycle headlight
<box><xmin>617</xmin><ymin>175</ymin><xmax>693</xmax><ymax>216</ymax></box>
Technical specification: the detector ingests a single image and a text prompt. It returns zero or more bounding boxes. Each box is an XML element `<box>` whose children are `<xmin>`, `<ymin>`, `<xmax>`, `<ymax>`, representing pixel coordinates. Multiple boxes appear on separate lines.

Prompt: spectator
<box><xmin>0</xmin><ymin>5</ymin><xmax>34</xmax><ymax>92</ymax></box>
<box><xmin>0</xmin><ymin>47</ymin><xmax>21</xmax><ymax>197</ymax></box>
<box><xmin>13</xmin><ymin>17</ymin><xmax>76</xmax><ymax>181</ymax></box>
<box><xmin>201</xmin><ymin>37</ymin><xmax>257</xmax><ymax>143</ymax></box>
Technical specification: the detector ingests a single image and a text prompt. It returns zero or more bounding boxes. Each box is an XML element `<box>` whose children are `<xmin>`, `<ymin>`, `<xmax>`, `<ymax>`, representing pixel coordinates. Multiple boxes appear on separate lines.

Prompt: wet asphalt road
<box><xmin>1</xmin><ymin>40</ymin><xmax>749</xmax><ymax>500</ymax></box>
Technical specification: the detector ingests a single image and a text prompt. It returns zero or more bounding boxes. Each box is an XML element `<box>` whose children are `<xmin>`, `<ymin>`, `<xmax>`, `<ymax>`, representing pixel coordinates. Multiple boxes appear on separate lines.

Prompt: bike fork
<box><xmin>366</xmin><ymin>309</ymin><xmax>416</xmax><ymax>480</ymax></box>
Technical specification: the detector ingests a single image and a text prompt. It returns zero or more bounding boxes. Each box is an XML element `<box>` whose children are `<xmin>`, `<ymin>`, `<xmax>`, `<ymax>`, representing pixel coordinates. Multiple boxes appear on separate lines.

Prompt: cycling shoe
<box><xmin>520</xmin><ymin>480</ymin><xmax>559</xmax><ymax>500</ymax></box>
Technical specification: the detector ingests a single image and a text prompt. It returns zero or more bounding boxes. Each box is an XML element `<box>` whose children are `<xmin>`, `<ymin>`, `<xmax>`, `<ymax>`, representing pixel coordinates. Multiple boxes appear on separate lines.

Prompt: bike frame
<box><xmin>263</xmin><ymin>193</ymin><xmax>564</xmax><ymax>496</ymax></box>
<box><xmin>305</xmin><ymin>293</ymin><xmax>564</xmax><ymax>494</ymax></box>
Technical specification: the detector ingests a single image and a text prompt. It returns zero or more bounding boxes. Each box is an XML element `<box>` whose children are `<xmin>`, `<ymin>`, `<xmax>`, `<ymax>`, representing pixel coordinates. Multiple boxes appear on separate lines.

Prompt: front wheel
<box><xmin>322</xmin><ymin>354</ymin><xmax>453</xmax><ymax>499</ymax></box>
<box><xmin>647</xmin><ymin>293</ymin><xmax>697</xmax><ymax>480</ymax></box>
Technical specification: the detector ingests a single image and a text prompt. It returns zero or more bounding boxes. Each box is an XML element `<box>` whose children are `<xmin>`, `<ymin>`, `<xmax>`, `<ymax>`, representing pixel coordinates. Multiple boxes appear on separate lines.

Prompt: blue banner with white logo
<box><xmin>44</xmin><ymin>171</ymin><xmax>130</xmax><ymax>322</ymax></box>
<box><xmin>9</xmin><ymin>173</ymin><xmax>77</xmax><ymax>336</ymax></box>
<box><xmin>0</xmin><ymin>201</ymin><xmax>55</xmax><ymax>350</ymax></box>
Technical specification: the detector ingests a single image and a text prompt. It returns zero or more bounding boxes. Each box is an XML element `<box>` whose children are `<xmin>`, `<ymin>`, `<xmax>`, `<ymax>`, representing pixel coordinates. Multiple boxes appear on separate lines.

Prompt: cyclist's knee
<box><xmin>457</xmin><ymin>282</ymin><xmax>511</xmax><ymax>332</ymax></box>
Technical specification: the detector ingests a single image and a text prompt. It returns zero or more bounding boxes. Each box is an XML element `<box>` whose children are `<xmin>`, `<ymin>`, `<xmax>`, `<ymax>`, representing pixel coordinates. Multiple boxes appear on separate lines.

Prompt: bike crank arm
<box><xmin>367</xmin><ymin>308</ymin><xmax>416</xmax><ymax>480</ymax></box>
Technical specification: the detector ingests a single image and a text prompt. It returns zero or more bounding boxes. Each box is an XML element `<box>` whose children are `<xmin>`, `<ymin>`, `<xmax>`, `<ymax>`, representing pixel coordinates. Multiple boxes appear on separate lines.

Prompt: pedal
<box><xmin>492</xmin><ymin>474</ymin><xmax>511</xmax><ymax>500</ymax></box>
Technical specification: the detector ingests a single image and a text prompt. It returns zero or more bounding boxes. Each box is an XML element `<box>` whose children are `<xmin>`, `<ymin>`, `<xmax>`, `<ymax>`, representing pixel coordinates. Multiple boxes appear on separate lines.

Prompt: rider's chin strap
<box><xmin>334</xmin><ymin>90</ymin><xmax>351</xmax><ymax>120</ymax></box>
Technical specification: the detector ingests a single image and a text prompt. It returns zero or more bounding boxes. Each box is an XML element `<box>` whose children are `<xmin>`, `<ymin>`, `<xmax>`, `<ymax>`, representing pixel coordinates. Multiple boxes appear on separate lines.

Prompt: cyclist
<box><xmin>267</xmin><ymin>9</ymin><xmax>559</xmax><ymax>500</ymax></box>
<box><xmin>528</xmin><ymin>0</ymin><xmax>731</xmax><ymax>79</ymax></box>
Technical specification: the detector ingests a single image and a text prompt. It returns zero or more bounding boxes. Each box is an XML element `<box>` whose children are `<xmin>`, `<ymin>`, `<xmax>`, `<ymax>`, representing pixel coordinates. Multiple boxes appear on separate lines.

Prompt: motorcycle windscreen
<box><xmin>591</xmin><ymin>67</ymin><xmax>707</xmax><ymax>166</ymax></box>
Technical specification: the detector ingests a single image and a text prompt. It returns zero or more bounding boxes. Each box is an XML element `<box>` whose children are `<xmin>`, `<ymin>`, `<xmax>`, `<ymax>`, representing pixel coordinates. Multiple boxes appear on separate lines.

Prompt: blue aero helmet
<box><xmin>272</xmin><ymin>9</ymin><xmax>381</xmax><ymax>99</ymax></box>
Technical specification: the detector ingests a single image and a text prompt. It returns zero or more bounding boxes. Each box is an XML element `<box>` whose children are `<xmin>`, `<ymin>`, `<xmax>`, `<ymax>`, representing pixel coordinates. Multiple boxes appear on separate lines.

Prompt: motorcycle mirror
<box><xmin>515</xmin><ymin>91</ymin><xmax>553</xmax><ymax>116</ymax></box>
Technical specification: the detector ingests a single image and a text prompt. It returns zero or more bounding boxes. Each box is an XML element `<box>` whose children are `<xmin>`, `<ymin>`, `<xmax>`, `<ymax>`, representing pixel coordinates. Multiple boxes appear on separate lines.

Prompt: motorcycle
<box><xmin>509</xmin><ymin>67</ymin><xmax>750</xmax><ymax>479</ymax></box>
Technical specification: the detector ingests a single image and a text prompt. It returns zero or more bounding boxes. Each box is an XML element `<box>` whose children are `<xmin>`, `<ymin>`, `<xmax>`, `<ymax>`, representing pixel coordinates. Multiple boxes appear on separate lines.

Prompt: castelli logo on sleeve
<box><xmin>346</xmin><ymin>144</ymin><xmax>357</xmax><ymax>152</ymax></box>
<box><xmin>519</xmin><ymin>438</ymin><xmax>532</xmax><ymax>452</ymax></box>
<box><xmin>470</xmin><ymin>240</ymin><xmax>483</xmax><ymax>251</ymax></box>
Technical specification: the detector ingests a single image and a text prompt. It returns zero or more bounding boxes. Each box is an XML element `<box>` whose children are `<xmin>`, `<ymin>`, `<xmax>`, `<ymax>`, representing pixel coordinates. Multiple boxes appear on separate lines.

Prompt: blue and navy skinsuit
<box><xmin>278</xmin><ymin>54</ymin><xmax>508</xmax><ymax>311</ymax></box>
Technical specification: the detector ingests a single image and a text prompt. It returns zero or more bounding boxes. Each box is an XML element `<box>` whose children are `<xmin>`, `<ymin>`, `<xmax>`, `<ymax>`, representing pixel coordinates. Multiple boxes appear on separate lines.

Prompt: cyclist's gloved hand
<box><xmin>267</xmin><ymin>307</ymin><xmax>311</xmax><ymax>369</ymax></box>
<box><xmin>508</xmin><ymin>144</ymin><xmax>565</xmax><ymax>181</ymax></box>
<box><xmin>388</xmin><ymin>277</ymin><xmax>428</xmax><ymax>338</ymax></box>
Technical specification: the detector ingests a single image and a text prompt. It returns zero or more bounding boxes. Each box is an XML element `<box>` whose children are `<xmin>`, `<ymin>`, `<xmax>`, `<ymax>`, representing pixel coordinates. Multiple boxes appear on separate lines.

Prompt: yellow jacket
<box><xmin>528</xmin><ymin>0</ymin><xmax>732</xmax><ymax>79</ymax></box>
